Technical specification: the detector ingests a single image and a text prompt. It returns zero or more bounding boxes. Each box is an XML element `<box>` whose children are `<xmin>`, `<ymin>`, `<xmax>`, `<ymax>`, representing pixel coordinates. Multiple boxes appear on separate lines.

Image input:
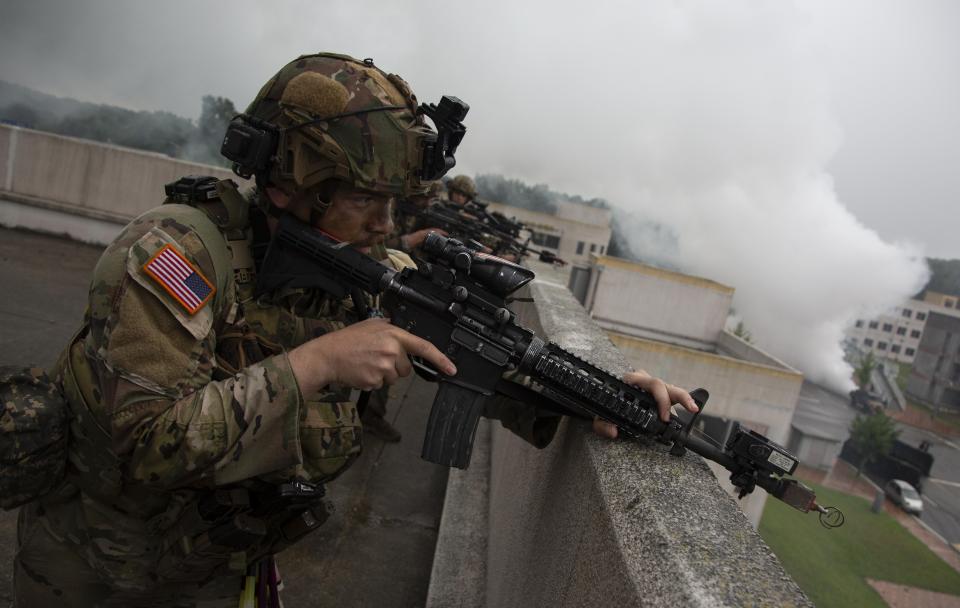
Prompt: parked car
<box><xmin>884</xmin><ymin>479</ymin><xmax>923</xmax><ymax>515</ymax></box>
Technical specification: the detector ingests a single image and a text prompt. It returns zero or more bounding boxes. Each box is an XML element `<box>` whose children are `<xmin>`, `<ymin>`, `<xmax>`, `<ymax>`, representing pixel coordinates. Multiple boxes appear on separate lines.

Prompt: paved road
<box><xmin>895</xmin><ymin>424</ymin><xmax>960</xmax><ymax>547</ymax></box>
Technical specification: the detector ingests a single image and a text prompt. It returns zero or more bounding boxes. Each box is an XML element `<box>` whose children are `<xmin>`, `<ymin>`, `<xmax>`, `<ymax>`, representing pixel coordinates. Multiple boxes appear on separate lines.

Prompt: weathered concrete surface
<box><xmin>0</xmin><ymin>226</ymin><xmax>447</xmax><ymax>607</ymax></box>
<box><xmin>478</xmin><ymin>260</ymin><xmax>812</xmax><ymax>608</ymax></box>
<box><xmin>426</xmin><ymin>421</ymin><xmax>491</xmax><ymax>608</ymax></box>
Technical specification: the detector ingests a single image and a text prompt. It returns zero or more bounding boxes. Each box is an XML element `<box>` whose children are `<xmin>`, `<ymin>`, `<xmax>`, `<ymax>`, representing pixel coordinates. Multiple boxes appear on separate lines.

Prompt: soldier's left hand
<box><xmin>592</xmin><ymin>370</ymin><xmax>698</xmax><ymax>439</ymax></box>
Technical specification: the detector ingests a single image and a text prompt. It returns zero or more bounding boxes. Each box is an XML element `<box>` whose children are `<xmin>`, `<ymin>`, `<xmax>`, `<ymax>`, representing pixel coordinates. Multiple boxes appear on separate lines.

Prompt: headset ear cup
<box><xmin>220</xmin><ymin>114</ymin><xmax>280</xmax><ymax>183</ymax></box>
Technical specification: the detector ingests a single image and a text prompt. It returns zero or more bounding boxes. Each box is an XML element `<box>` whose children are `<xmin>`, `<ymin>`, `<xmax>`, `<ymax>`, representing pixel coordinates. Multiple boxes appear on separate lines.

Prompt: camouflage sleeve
<box><xmin>84</xmin><ymin>209</ymin><xmax>305</xmax><ymax>488</ymax></box>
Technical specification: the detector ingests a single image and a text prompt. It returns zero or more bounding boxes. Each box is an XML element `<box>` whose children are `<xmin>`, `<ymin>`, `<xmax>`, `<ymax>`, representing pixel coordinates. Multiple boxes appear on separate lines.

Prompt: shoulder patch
<box><xmin>126</xmin><ymin>228</ymin><xmax>217</xmax><ymax>340</ymax></box>
<box><xmin>143</xmin><ymin>244</ymin><xmax>216</xmax><ymax>315</ymax></box>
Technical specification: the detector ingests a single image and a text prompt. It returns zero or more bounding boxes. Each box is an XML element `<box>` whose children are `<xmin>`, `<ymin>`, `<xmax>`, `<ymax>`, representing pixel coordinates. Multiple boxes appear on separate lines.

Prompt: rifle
<box><xmin>256</xmin><ymin>215</ymin><xmax>843</xmax><ymax>528</ymax></box>
<box><xmin>401</xmin><ymin>199</ymin><xmax>567</xmax><ymax>266</ymax></box>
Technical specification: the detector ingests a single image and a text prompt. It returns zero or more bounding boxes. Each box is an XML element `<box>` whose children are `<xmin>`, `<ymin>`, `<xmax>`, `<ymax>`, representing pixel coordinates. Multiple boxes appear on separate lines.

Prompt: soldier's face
<box><xmin>315</xmin><ymin>185</ymin><xmax>395</xmax><ymax>250</ymax></box>
<box><xmin>450</xmin><ymin>191</ymin><xmax>470</xmax><ymax>206</ymax></box>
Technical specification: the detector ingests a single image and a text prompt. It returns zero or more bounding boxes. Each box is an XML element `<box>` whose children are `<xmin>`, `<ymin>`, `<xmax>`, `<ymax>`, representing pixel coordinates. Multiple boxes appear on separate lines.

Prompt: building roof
<box><xmin>592</xmin><ymin>255</ymin><xmax>735</xmax><ymax>295</ymax></box>
<box><xmin>790</xmin><ymin>380</ymin><xmax>856</xmax><ymax>442</ymax></box>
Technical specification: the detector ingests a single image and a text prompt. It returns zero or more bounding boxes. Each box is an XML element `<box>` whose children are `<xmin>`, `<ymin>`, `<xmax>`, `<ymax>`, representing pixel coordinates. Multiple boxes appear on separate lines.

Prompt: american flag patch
<box><xmin>143</xmin><ymin>244</ymin><xmax>216</xmax><ymax>315</ymax></box>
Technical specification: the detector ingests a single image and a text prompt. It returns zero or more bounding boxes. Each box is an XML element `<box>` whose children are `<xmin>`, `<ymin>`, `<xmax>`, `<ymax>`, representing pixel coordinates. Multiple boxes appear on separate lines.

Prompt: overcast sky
<box><xmin>1</xmin><ymin>0</ymin><xmax>957</xmax><ymax>389</ymax></box>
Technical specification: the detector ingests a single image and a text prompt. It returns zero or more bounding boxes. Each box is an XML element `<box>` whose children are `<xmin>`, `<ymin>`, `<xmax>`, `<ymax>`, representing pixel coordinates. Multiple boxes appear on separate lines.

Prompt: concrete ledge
<box><xmin>426</xmin><ymin>420</ymin><xmax>491</xmax><ymax>608</ymax></box>
<box><xmin>429</xmin><ymin>262</ymin><xmax>811</xmax><ymax>607</ymax></box>
<box><xmin>0</xmin><ymin>196</ymin><xmax>125</xmax><ymax>245</ymax></box>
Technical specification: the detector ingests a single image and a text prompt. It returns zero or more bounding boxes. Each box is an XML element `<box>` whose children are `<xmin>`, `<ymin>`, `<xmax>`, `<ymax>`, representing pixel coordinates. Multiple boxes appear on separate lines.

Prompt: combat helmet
<box><xmin>447</xmin><ymin>174</ymin><xmax>477</xmax><ymax>200</ymax></box>
<box><xmin>223</xmin><ymin>53</ymin><xmax>453</xmax><ymax>207</ymax></box>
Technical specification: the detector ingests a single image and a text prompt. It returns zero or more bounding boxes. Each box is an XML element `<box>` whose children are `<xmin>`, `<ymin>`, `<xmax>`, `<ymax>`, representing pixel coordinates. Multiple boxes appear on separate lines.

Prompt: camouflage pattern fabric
<box><xmin>13</xmin><ymin>195</ymin><xmax>358</xmax><ymax>606</ymax></box>
<box><xmin>247</xmin><ymin>52</ymin><xmax>434</xmax><ymax>198</ymax></box>
<box><xmin>0</xmin><ymin>366</ymin><xmax>69</xmax><ymax>509</ymax></box>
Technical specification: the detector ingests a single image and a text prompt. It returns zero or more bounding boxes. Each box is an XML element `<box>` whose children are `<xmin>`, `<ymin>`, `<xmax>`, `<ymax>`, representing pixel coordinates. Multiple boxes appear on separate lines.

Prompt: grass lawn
<box><xmin>759</xmin><ymin>483</ymin><xmax>960</xmax><ymax>608</ymax></box>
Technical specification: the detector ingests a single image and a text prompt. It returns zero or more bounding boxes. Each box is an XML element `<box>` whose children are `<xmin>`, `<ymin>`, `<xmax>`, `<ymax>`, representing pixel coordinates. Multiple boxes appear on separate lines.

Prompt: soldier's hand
<box><xmin>288</xmin><ymin>318</ymin><xmax>457</xmax><ymax>394</ymax></box>
<box><xmin>592</xmin><ymin>370</ymin><xmax>699</xmax><ymax>439</ymax></box>
<box><xmin>401</xmin><ymin>228</ymin><xmax>448</xmax><ymax>250</ymax></box>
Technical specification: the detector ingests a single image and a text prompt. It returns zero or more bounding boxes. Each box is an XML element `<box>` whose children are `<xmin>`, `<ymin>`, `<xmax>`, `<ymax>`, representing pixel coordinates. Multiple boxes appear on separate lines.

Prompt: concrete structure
<box><xmin>845</xmin><ymin>291</ymin><xmax>960</xmax><ymax>366</ymax></box>
<box><xmin>569</xmin><ymin>254</ymin><xmax>805</xmax><ymax>525</ymax></box>
<box><xmin>787</xmin><ymin>381</ymin><xmax>857</xmax><ymax>471</ymax></box>
<box><xmin>485</xmin><ymin>199</ymin><xmax>612</xmax><ymax>267</ymax></box>
<box><xmin>907</xmin><ymin>310</ymin><xmax>960</xmax><ymax>413</ymax></box>
<box><xmin>579</xmin><ymin>255</ymin><xmax>734</xmax><ymax>351</ymax></box>
<box><xmin>0</xmin><ymin>124</ymin><xmax>243</xmax><ymax>244</ymax></box>
<box><xmin>427</xmin><ymin>262</ymin><xmax>811</xmax><ymax>607</ymax></box>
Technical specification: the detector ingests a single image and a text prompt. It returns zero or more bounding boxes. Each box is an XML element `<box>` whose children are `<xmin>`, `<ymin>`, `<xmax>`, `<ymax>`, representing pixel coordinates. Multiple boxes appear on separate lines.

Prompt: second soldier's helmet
<box><xmin>447</xmin><ymin>174</ymin><xmax>477</xmax><ymax>199</ymax></box>
<box><xmin>237</xmin><ymin>53</ymin><xmax>436</xmax><ymax>199</ymax></box>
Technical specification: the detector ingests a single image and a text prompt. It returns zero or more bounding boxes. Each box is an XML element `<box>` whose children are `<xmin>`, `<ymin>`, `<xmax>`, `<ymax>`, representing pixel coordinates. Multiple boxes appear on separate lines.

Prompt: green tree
<box><xmin>854</xmin><ymin>351</ymin><xmax>877</xmax><ymax>389</ymax></box>
<box><xmin>194</xmin><ymin>95</ymin><xmax>237</xmax><ymax>165</ymax></box>
<box><xmin>848</xmin><ymin>413</ymin><xmax>899</xmax><ymax>477</ymax></box>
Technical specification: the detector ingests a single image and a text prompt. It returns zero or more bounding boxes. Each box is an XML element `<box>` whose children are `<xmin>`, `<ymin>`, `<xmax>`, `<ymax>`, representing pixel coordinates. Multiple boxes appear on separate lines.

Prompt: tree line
<box><xmin>0</xmin><ymin>80</ymin><xmax>234</xmax><ymax>166</ymax></box>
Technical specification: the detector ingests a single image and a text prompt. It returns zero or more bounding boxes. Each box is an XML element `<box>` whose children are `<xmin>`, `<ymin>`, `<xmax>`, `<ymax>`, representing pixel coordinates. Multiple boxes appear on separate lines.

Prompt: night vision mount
<box><xmin>418</xmin><ymin>96</ymin><xmax>469</xmax><ymax>180</ymax></box>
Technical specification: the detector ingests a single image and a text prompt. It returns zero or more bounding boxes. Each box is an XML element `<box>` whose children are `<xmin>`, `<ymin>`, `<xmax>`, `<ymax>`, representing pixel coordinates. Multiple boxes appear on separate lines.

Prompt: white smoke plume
<box><xmin>436</xmin><ymin>2</ymin><xmax>932</xmax><ymax>391</ymax></box>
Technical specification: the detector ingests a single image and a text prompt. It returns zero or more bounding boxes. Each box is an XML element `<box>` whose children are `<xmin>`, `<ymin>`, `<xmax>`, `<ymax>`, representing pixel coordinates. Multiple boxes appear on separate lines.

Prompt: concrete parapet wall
<box><xmin>0</xmin><ymin>125</ymin><xmax>243</xmax><ymax>243</ymax></box>
<box><xmin>453</xmin><ymin>266</ymin><xmax>811</xmax><ymax>607</ymax></box>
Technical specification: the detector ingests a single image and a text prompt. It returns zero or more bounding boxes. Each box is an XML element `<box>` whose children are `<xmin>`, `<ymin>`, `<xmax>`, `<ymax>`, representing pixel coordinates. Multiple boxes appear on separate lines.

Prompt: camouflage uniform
<box><xmin>13</xmin><ymin>182</ymin><xmax>368</xmax><ymax>606</ymax></box>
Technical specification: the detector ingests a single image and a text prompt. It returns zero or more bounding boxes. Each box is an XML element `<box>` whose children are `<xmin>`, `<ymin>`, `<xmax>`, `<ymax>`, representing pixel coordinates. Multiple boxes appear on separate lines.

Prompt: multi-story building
<box><xmin>845</xmin><ymin>291</ymin><xmax>960</xmax><ymax>365</ymax></box>
<box><xmin>906</xmin><ymin>310</ymin><xmax>960</xmax><ymax>413</ymax></box>
<box><xmin>485</xmin><ymin>200</ymin><xmax>612</xmax><ymax>267</ymax></box>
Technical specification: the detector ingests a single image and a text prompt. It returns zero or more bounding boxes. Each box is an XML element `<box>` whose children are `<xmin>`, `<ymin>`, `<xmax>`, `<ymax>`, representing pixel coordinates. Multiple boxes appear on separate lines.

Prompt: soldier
<box><xmin>446</xmin><ymin>174</ymin><xmax>477</xmax><ymax>206</ymax></box>
<box><xmin>12</xmin><ymin>52</ymin><xmax>461</xmax><ymax>607</ymax></box>
<box><xmin>11</xmin><ymin>53</ymin><xmax>696</xmax><ymax>607</ymax></box>
<box><xmin>384</xmin><ymin>180</ymin><xmax>448</xmax><ymax>255</ymax></box>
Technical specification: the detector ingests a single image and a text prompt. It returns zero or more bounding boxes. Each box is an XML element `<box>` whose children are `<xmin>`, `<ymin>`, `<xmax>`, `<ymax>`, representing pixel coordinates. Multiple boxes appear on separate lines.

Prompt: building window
<box><xmin>599</xmin><ymin>245</ymin><xmax>605</xmax><ymax>255</ymax></box>
<box><xmin>855</xmin><ymin>320</ymin><xmax>864</xmax><ymax>328</ymax></box>
<box><xmin>878</xmin><ymin>342</ymin><xmax>888</xmax><ymax>350</ymax></box>
<box><xmin>576</xmin><ymin>241</ymin><xmax>585</xmax><ymax>255</ymax></box>
<box><xmin>917</xmin><ymin>312</ymin><xmax>927</xmax><ymax>321</ymax></box>
<box><xmin>869</xmin><ymin>321</ymin><xmax>879</xmax><ymax>329</ymax></box>
<box><xmin>590</xmin><ymin>243</ymin><xmax>597</xmax><ymax>253</ymax></box>
<box><xmin>906</xmin><ymin>348</ymin><xmax>916</xmax><ymax>357</ymax></box>
<box><xmin>864</xmin><ymin>338</ymin><xmax>874</xmax><ymax>347</ymax></box>
<box><xmin>896</xmin><ymin>327</ymin><xmax>907</xmax><ymax>336</ymax></box>
<box><xmin>911</xmin><ymin>330</ymin><xmax>922</xmax><ymax>339</ymax></box>
<box><xmin>902</xmin><ymin>309</ymin><xmax>912</xmax><ymax>318</ymax></box>
<box><xmin>891</xmin><ymin>345</ymin><xmax>901</xmax><ymax>354</ymax></box>
<box><xmin>531</xmin><ymin>232</ymin><xmax>560</xmax><ymax>249</ymax></box>
<box><xmin>882</xmin><ymin>323</ymin><xmax>893</xmax><ymax>332</ymax></box>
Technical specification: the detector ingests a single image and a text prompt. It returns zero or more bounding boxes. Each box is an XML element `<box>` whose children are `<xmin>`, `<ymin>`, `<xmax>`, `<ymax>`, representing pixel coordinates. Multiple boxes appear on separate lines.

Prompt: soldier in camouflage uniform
<box><xmin>446</xmin><ymin>174</ymin><xmax>477</xmax><ymax>206</ymax></box>
<box><xmin>12</xmin><ymin>52</ymin><xmax>465</xmax><ymax>608</ymax></box>
<box><xmin>383</xmin><ymin>180</ymin><xmax>447</xmax><ymax>255</ymax></box>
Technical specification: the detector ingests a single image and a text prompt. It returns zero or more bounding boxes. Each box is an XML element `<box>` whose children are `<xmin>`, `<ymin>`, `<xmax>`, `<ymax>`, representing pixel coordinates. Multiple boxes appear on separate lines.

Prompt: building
<box><xmin>567</xmin><ymin>254</ymin><xmax>804</xmax><ymax>525</ymax></box>
<box><xmin>906</xmin><ymin>310</ymin><xmax>960</xmax><ymax>413</ymax></box>
<box><xmin>845</xmin><ymin>291</ymin><xmax>960</xmax><ymax>366</ymax></box>
<box><xmin>485</xmin><ymin>200</ymin><xmax>612</xmax><ymax>267</ymax></box>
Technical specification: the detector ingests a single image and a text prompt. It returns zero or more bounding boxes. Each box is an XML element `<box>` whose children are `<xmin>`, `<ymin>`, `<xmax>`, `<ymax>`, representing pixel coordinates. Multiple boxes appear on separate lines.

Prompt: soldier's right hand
<box><xmin>288</xmin><ymin>318</ymin><xmax>457</xmax><ymax>394</ymax></box>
